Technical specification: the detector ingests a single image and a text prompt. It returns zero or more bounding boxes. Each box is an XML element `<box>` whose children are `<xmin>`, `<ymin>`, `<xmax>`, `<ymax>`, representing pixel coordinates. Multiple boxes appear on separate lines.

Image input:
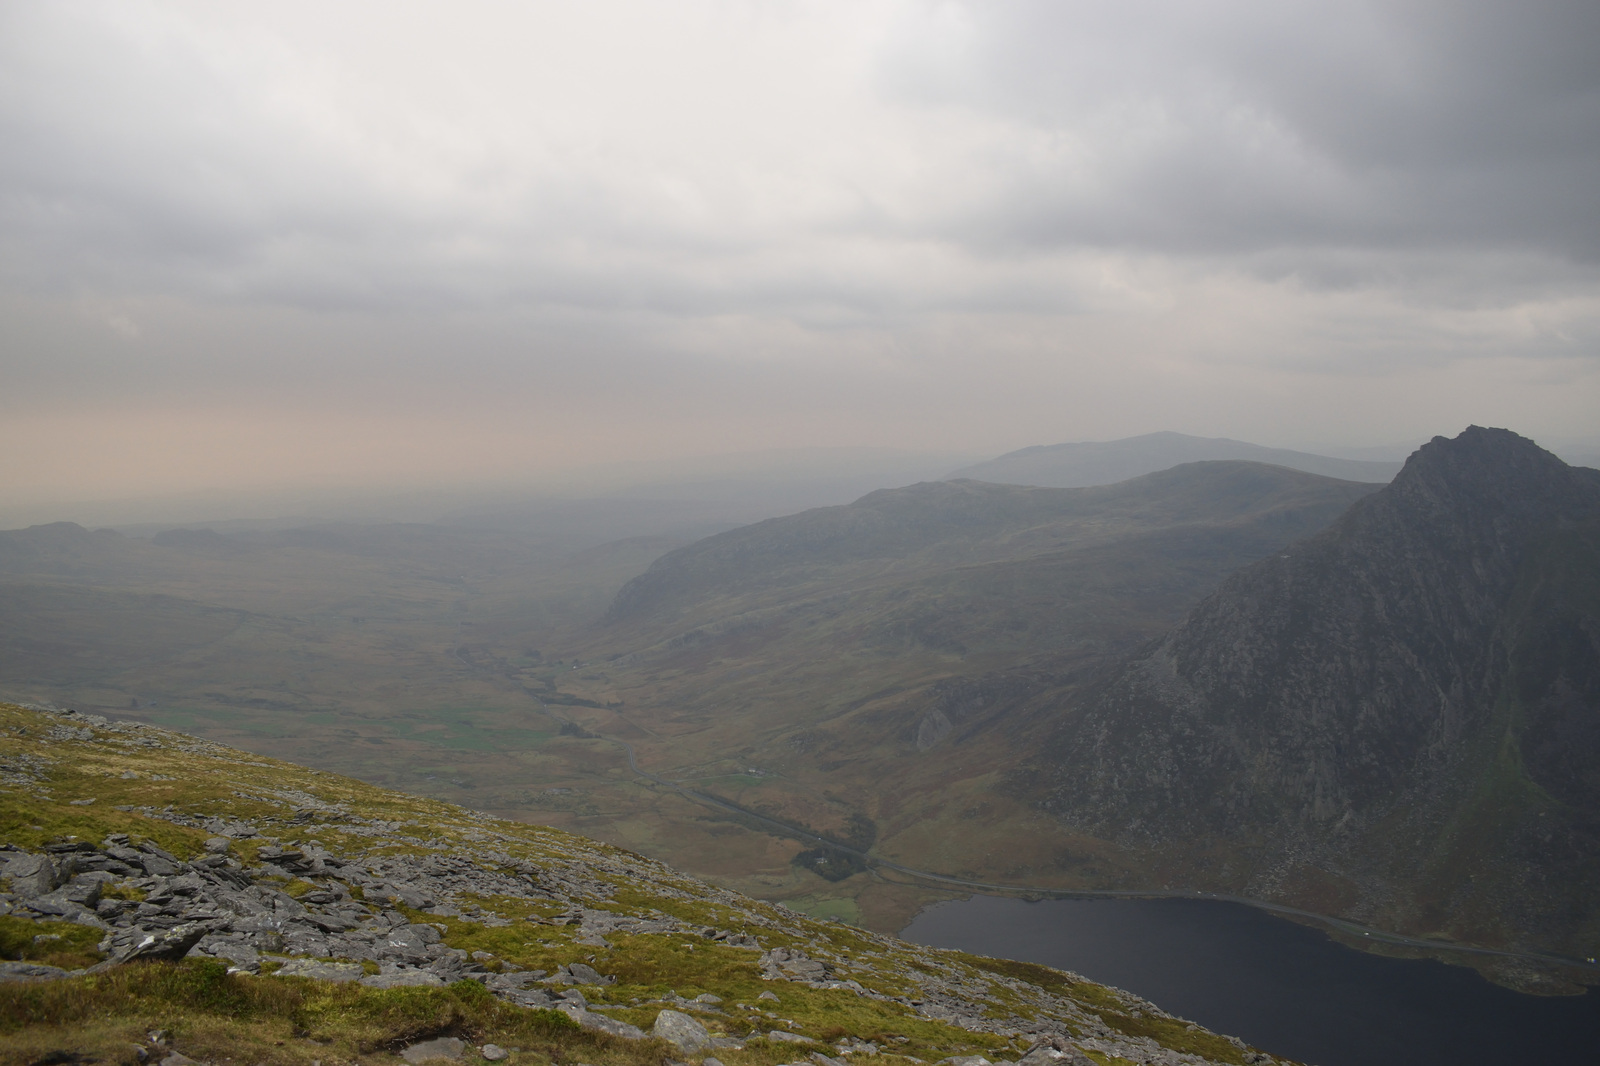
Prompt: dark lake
<box><xmin>900</xmin><ymin>894</ymin><xmax>1600</xmax><ymax>1066</ymax></box>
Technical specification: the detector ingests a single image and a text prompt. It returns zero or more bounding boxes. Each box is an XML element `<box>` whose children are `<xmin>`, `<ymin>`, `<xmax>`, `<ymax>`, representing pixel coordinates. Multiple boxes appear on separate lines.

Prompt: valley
<box><xmin>0</xmin><ymin>458</ymin><xmax>1380</xmax><ymax>933</ymax></box>
<box><xmin>4</xmin><ymin>429</ymin><xmax>1598</xmax><ymax>994</ymax></box>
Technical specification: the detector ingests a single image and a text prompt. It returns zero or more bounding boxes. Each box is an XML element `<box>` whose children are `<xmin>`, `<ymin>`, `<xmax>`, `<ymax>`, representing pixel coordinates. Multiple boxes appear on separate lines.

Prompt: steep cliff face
<box><xmin>1033</xmin><ymin>428</ymin><xmax>1600</xmax><ymax>952</ymax></box>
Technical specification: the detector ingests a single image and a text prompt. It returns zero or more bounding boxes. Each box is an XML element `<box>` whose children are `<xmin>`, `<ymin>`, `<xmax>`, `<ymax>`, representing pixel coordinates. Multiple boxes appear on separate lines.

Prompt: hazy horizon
<box><xmin>4</xmin><ymin>1</ymin><xmax>1597</xmax><ymax>510</ymax></box>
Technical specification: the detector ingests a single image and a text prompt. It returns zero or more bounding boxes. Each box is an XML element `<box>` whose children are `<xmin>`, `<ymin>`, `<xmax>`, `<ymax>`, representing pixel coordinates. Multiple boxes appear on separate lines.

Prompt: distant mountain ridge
<box><xmin>948</xmin><ymin>432</ymin><xmax>1402</xmax><ymax>487</ymax></box>
<box><xmin>1024</xmin><ymin>427</ymin><xmax>1600</xmax><ymax>956</ymax></box>
<box><xmin>606</xmin><ymin>461</ymin><xmax>1379</xmax><ymax>628</ymax></box>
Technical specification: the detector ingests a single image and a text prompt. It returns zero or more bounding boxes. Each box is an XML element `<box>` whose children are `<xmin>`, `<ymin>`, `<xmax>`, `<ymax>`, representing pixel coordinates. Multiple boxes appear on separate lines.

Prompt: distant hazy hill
<box><xmin>948</xmin><ymin>432</ymin><xmax>1402</xmax><ymax>487</ymax></box>
<box><xmin>1026</xmin><ymin>427</ymin><xmax>1600</xmax><ymax>957</ymax></box>
<box><xmin>606</xmin><ymin>461</ymin><xmax>1378</xmax><ymax>629</ymax></box>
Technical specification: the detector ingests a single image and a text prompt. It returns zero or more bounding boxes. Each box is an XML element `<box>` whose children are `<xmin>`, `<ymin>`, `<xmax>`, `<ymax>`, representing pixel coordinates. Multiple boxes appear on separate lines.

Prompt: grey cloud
<box><xmin>4</xmin><ymin>0</ymin><xmax>1597</xmax><ymax>326</ymax></box>
<box><xmin>0</xmin><ymin>0</ymin><xmax>1596</xmax><ymax>473</ymax></box>
<box><xmin>884</xmin><ymin>0</ymin><xmax>1600</xmax><ymax>263</ymax></box>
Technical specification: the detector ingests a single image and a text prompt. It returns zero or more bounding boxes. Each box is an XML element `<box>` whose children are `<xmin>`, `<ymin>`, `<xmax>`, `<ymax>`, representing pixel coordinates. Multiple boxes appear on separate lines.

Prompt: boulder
<box><xmin>1</xmin><ymin>853</ymin><xmax>58</xmax><ymax>898</ymax></box>
<box><xmin>407</xmin><ymin>922</ymin><xmax>444</xmax><ymax>944</ymax></box>
<box><xmin>104</xmin><ymin>922</ymin><xmax>216</xmax><ymax>966</ymax></box>
<box><xmin>768</xmin><ymin>1031</ymin><xmax>817</xmax><ymax>1044</ymax></box>
<box><xmin>1016</xmin><ymin>1038</ymin><xmax>1094</xmax><ymax>1066</ymax></box>
<box><xmin>560</xmin><ymin>1005</ymin><xmax>646</xmax><ymax>1040</ymax></box>
<box><xmin>274</xmin><ymin>959</ymin><xmax>364</xmax><ymax>982</ymax></box>
<box><xmin>652</xmin><ymin>1009</ymin><xmax>711</xmax><ymax>1052</ymax></box>
<box><xmin>400</xmin><ymin>1037</ymin><xmax>465</xmax><ymax>1063</ymax></box>
<box><xmin>361</xmin><ymin>970</ymin><xmax>445</xmax><ymax>988</ymax></box>
<box><xmin>0</xmin><ymin>961</ymin><xmax>74</xmax><ymax>982</ymax></box>
<box><xmin>565</xmin><ymin>962</ymin><xmax>605</xmax><ymax>984</ymax></box>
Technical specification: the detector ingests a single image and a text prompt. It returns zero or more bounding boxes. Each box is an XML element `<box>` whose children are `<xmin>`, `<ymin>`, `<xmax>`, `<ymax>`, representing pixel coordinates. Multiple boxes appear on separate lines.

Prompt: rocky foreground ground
<box><xmin>0</xmin><ymin>703</ymin><xmax>1292</xmax><ymax>1066</ymax></box>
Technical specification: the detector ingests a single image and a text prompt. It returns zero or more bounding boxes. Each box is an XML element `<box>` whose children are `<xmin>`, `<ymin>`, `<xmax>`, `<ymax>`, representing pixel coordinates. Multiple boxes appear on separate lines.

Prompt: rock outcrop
<box><xmin>1031</xmin><ymin>427</ymin><xmax>1600</xmax><ymax>954</ymax></box>
<box><xmin>0</xmin><ymin>702</ymin><xmax>1285</xmax><ymax>1066</ymax></box>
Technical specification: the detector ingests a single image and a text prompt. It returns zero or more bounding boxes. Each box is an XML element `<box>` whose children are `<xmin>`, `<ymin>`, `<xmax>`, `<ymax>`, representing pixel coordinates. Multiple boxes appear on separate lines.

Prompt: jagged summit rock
<box><xmin>1029</xmin><ymin>427</ymin><xmax>1600</xmax><ymax>955</ymax></box>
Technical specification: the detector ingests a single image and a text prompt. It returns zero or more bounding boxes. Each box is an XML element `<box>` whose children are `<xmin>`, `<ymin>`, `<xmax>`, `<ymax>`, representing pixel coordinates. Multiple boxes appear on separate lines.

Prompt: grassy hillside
<box><xmin>511</xmin><ymin>464</ymin><xmax>1378</xmax><ymax>922</ymax></box>
<box><xmin>0</xmin><ymin>702</ymin><xmax>1284</xmax><ymax>1066</ymax></box>
<box><xmin>0</xmin><ymin>464</ymin><xmax>1377</xmax><ymax>930</ymax></box>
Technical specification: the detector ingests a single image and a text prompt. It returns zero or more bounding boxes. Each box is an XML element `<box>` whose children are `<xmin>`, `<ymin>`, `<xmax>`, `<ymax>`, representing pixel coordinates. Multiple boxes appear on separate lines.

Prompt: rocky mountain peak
<box><xmin>1382</xmin><ymin>425</ymin><xmax>1598</xmax><ymax>535</ymax></box>
<box><xmin>1029</xmin><ymin>427</ymin><xmax>1600</xmax><ymax>957</ymax></box>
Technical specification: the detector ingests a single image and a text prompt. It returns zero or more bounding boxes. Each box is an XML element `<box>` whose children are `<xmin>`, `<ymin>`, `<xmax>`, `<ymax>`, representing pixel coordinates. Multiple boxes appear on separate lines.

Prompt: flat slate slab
<box><xmin>275</xmin><ymin>959</ymin><xmax>363</xmax><ymax>982</ymax></box>
<box><xmin>400</xmin><ymin>1037</ymin><xmax>466</xmax><ymax>1063</ymax></box>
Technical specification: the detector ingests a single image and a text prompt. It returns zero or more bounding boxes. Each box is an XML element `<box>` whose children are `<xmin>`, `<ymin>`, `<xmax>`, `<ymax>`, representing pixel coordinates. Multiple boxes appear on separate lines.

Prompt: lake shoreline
<box><xmin>899</xmin><ymin>893</ymin><xmax>1600</xmax><ymax>1066</ymax></box>
<box><xmin>883</xmin><ymin>870</ymin><xmax>1599</xmax><ymax>996</ymax></box>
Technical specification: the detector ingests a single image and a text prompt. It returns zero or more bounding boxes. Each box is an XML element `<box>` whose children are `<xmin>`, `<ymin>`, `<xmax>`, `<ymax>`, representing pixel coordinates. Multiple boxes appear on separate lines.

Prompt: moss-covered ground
<box><xmin>0</xmin><ymin>702</ymin><xmax>1284</xmax><ymax>1066</ymax></box>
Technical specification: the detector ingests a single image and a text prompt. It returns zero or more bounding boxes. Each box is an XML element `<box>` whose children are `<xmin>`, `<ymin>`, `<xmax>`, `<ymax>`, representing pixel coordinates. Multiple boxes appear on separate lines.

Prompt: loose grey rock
<box><xmin>361</xmin><ymin>970</ymin><xmax>446</xmax><ymax>988</ymax></box>
<box><xmin>941</xmin><ymin>1058</ymin><xmax>991</xmax><ymax>1066</ymax></box>
<box><xmin>761</xmin><ymin>947</ymin><xmax>830</xmax><ymax>982</ymax></box>
<box><xmin>103</xmin><ymin>922</ymin><xmax>216</xmax><ymax>965</ymax></box>
<box><xmin>560</xmin><ymin>1006</ymin><xmax>646</xmax><ymax>1040</ymax></box>
<box><xmin>565</xmin><ymin>961</ymin><xmax>605</xmax><ymax>984</ymax></box>
<box><xmin>653</xmin><ymin>1009</ymin><xmax>711</xmax><ymax>1052</ymax></box>
<box><xmin>400</xmin><ymin>1037</ymin><xmax>465</xmax><ymax>1063</ymax></box>
<box><xmin>62</xmin><ymin>874</ymin><xmax>107</xmax><ymax>908</ymax></box>
<box><xmin>204</xmin><ymin>838</ymin><xmax>231</xmax><ymax>854</ymax></box>
<box><xmin>159</xmin><ymin>1053</ymin><xmax>204</xmax><ymax>1066</ymax></box>
<box><xmin>768</xmin><ymin>1031</ymin><xmax>817</xmax><ymax>1044</ymax></box>
<box><xmin>1</xmin><ymin>853</ymin><xmax>58</xmax><ymax>898</ymax></box>
<box><xmin>1016</xmin><ymin>1041</ymin><xmax>1093</xmax><ymax>1066</ymax></box>
<box><xmin>758</xmin><ymin>990</ymin><xmax>780</xmax><ymax>1001</ymax></box>
<box><xmin>480</xmin><ymin>1045</ymin><xmax>508</xmax><ymax>1062</ymax></box>
<box><xmin>0</xmin><ymin>960</ymin><xmax>74</xmax><ymax>982</ymax></box>
<box><xmin>274</xmin><ymin>959</ymin><xmax>364</xmax><ymax>982</ymax></box>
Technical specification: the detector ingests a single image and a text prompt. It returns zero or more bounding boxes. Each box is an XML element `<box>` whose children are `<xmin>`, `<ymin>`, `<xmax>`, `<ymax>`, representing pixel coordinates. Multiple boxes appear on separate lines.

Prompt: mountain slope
<box><xmin>482</xmin><ymin>464</ymin><xmax>1381</xmax><ymax>920</ymax></box>
<box><xmin>1025</xmin><ymin>427</ymin><xmax>1600</xmax><ymax>956</ymax></box>
<box><xmin>0</xmin><ymin>701</ymin><xmax>1280</xmax><ymax>1066</ymax></box>
<box><xmin>607</xmin><ymin>462</ymin><xmax>1378</xmax><ymax>628</ymax></box>
<box><xmin>947</xmin><ymin>432</ymin><xmax>1401</xmax><ymax>488</ymax></box>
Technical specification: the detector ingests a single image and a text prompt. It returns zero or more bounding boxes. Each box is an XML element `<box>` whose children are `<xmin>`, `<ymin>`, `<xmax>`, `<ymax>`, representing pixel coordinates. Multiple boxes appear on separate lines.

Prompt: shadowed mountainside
<box><xmin>1021</xmin><ymin>428</ymin><xmax>1600</xmax><ymax>957</ymax></box>
<box><xmin>946</xmin><ymin>432</ymin><xmax>1401</xmax><ymax>488</ymax></box>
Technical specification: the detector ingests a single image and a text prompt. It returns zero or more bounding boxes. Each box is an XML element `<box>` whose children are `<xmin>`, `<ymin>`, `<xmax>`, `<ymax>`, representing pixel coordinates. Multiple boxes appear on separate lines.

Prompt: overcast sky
<box><xmin>2</xmin><ymin>0</ymin><xmax>1597</xmax><ymax>506</ymax></box>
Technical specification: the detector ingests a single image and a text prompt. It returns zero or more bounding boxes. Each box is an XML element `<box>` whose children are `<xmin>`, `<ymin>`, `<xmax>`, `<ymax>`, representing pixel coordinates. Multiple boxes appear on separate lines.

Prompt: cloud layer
<box><xmin>1</xmin><ymin>0</ymin><xmax>1596</xmax><ymax>502</ymax></box>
